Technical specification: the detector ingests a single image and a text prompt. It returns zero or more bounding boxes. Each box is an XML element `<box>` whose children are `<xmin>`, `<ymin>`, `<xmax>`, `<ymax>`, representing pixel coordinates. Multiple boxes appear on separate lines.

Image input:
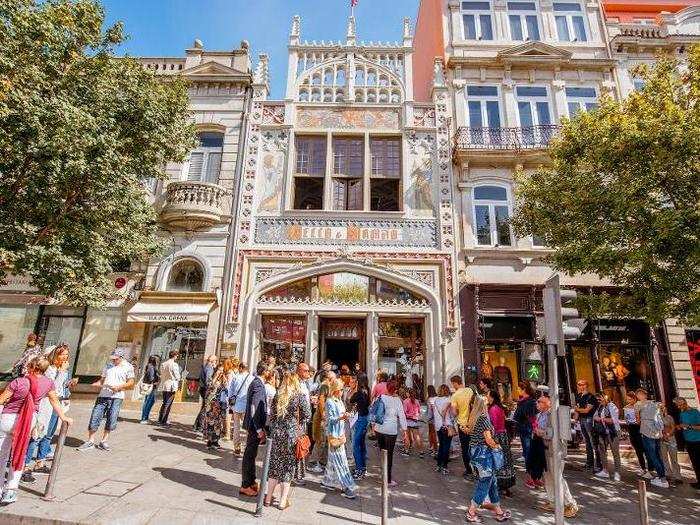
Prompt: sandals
<box><xmin>494</xmin><ymin>511</ymin><xmax>512</xmax><ymax>522</ymax></box>
<box><xmin>465</xmin><ymin>510</ymin><xmax>482</xmax><ymax>523</ymax></box>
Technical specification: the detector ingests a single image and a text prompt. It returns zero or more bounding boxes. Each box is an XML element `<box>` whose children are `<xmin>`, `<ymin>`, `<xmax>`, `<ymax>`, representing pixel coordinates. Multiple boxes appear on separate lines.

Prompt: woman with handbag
<box><xmin>139</xmin><ymin>355</ymin><xmax>160</xmax><ymax>424</ymax></box>
<box><xmin>321</xmin><ymin>378</ymin><xmax>358</xmax><ymax>499</ymax></box>
<box><xmin>433</xmin><ymin>384</ymin><xmax>455</xmax><ymax>474</ymax></box>
<box><xmin>487</xmin><ymin>389</ymin><xmax>516</xmax><ymax>496</ymax></box>
<box><xmin>202</xmin><ymin>366</ymin><xmax>228</xmax><ymax>450</ymax></box>
<box><xmin>373</xmin><ymin>380</ymin><xmax>408</xmax><ymax>487</ymax></box>
<box><xmin>466</xmin><ymin>396</ymin><xmax>511</xmax><ymax>523</ymax></box>
<box><xmin>265</xmin><ymin>370</ymin><xmax>311</xmax><ymax>510</ymax></box>
<box><xmin>0</xmin><ymin>357</ymin><xmax>73</xmax><ymax>505</ymax></box>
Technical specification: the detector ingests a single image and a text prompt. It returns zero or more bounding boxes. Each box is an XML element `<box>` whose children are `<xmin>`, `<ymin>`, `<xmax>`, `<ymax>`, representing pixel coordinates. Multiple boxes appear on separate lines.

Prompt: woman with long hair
<box><xmin>433</xmin><ymin>384</ymin><xmax>454</xmax><ymax>474</ymax></box>
<box><xmin>622</xmin><ymin>391</ymin><xmax>647</xmax><ymax>475</ymax></box>
<box><xmin>512</xmin><ymin>380</ymin><xmax>537</xmax><ymax>463</ymax></box>
<box><xmin>0</xmin><ymin>357</ymin><xmax>73</xmax><ymax>505</ymax></box>
<box><xmin>426</xmin><ymin>385</ymin><xmax>439</xmax><ymax>456</ymax></box>
<box><xmin>402</xmin><ymin>388</ymin><xmax>424</xmax><ymax>457</ymax></box>
<box><xmin>466</xmin><ymin>396</ymin><xmax>511</xmax><ymax>522</ymax></box>
<box><xmin>308</xmin><ymin>381</ymin><xmax>330</xmax><ymax>473</ymax></box>
<box><xmin>202</xmin><ymin>366</ymin><xmax>228</xmax><ymax>450</ymax></box>
<box><xmin>265</xmin><ymin>371</ymin><xmax>311</xmax><ymax>509</ymax></box>
<box><xmin>24</xmin><ymin>344</ymin><xmax>76</xmax><ymax>480</ymax></box>
<box><xmin>349</xmin><ymin>372</ymin><xmax>370</xmax><ymax>479</ymax></box>
<box><xmin>373</xmin><ymin>380</ymin><xmax>408</xmax><ymax>487</ymax></box>
<box><xmin>321</xmin><ymin>379</ymin><xmax>358</xmax><ymax>499</ymax></box>
<box><xmin>488</xmin><ymin>389</ymin><xmax>516</xmax><ymax>496</ymax></box>
<box><xmin>140</xmin><ymin>355</ymin><xmax>160</xmax><ymax>424</ymax></box>
<box><xmin>221</xmin><ymin>358</ymin><xmax>239</xmax><ymax>440</ymax></box>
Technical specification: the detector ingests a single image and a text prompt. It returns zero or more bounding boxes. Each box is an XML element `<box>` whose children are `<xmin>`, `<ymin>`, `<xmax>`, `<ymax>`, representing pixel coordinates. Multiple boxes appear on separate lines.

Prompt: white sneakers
<box><xmin>641</xmin><ymin>470</ymin><xmax>654</xmax><ymax>480</ymax></box>
<box><xmin>650</xmin><ymin>477</ymin><xmax>670</xmax><ymax>488</ymax></box>
<box><xmin>595</xmin><ymin>470</ymin><xmax>610</xmax><ymax>479</ymax></box>
<box><xmin>613</xmin><ymin>473</ymin><xmax>621</xmax><ymax>482</ymax></box>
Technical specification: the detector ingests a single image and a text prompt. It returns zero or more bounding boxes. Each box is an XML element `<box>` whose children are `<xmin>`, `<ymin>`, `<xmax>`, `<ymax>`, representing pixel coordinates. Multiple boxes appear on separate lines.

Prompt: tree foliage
<box><xmin>512</xmin><ymin>46</ymin><xmax>700</xmax><ymax>325</ymax></box>
<box><xmin>0</xmin><ymin>0</ymin><xmax>195</xmax><ymax>306</ymax></box>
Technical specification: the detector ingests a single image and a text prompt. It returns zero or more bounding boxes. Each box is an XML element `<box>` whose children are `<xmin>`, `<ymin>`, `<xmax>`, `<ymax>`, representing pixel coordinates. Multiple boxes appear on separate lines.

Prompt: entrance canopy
<box><xmin>127</xmin><ymin>291</ymin><xmax>217</xmax><ymax>323</ymax></box>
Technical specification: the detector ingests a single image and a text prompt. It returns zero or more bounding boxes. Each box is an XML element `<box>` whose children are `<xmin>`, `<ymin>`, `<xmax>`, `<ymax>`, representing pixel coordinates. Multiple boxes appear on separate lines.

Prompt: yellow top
<box><xmin>451</xmin><ymin>387</ymin><xmax>474</xmax><ymax>429</ymax></box>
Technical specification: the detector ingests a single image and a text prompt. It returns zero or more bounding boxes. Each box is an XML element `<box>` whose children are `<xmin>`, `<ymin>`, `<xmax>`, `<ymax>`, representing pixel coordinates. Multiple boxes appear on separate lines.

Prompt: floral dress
<box><xmin>268</xmin><ymin>392</ymin><xmax>311</xmax><ymax>482</ymax></box>
<box><xmin>203</xmin><ymin>380</ymin><xmax>227</xmax><ymax>445</ymax></box>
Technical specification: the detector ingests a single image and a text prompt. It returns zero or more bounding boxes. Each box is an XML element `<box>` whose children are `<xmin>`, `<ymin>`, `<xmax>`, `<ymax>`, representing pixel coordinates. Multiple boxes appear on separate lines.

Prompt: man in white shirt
<box><xmin>228</xmin><ymin>363</ymin><xmax>253</xmax><ymax>456</ymax></box>
<box><xmin>77</xmin><ymin>348</ymin><xmax>135</xmax><ymax>451</ymax></box>
<box><xmin>158</xmin><ymin>350</ymin><xmax>181</xmax><ymax>426</ymax></box>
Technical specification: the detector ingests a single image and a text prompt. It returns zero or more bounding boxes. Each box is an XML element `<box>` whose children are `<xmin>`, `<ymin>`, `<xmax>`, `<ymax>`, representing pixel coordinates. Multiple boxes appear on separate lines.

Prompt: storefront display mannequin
<box><xmin>481</xmin><ymin>354</ymin><xmax>494</xmax><ymax>379</ymax></box>
<box><xmin>493</xmin><ymin>357</ymin><xmax>513</xmax><ymax>405</ymax></box>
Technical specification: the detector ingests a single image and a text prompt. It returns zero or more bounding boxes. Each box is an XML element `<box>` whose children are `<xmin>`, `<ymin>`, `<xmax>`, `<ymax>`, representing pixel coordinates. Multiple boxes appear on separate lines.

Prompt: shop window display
<box><xmin>480</xmin><ymin>345</ymin><xmax>519</xmax><ymax>406</ymax></box>
<box><xmin>261</xmin><ymin>315</ymin><xmax>307</xmax><ymax>367</ymax></box>
<box><xmin>571</xmin><ymin>345</ymin><xmax>596</xmax><ymax>394</ymax></box>
<box><xmin>378</xmin><ymin>319</ymin><xmax>424</xmax><ymax>396</ymax></box>
<box><xmin>599</xmin><ymin>345</ymin><xmax>653</xmax><ymax>407</ymax></box>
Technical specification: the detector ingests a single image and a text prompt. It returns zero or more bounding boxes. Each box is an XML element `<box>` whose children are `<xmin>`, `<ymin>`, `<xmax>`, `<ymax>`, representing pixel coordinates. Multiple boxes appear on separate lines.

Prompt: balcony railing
<box><xmin>160</xmin><ymin>181</ymin><xmax>228</xmax><ymax>230</ymax></box>
<box><xmin>454</xmin><ymin>125</ymin><xmax>560</xmax><ymax>151</ymax></box>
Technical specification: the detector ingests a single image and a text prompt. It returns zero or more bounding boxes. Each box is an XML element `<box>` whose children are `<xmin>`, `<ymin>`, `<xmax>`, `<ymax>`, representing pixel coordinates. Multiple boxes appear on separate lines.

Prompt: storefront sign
<box><xmin>255</xmin><ymin>218</ymin><xmax>438</xmax><ymax>248</ymax></box>
<box><xmin>133</xmin><ymin>313</ymin><xmax>201</xmax><ymax>323</ymax></box>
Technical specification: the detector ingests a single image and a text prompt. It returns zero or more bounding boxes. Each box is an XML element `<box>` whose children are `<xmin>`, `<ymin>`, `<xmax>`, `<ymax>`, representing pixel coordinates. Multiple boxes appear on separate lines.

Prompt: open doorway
<box><xmin>320</xmin><ymin>318</ymin><xmax>365</xmax><ymax>372</ymax></box>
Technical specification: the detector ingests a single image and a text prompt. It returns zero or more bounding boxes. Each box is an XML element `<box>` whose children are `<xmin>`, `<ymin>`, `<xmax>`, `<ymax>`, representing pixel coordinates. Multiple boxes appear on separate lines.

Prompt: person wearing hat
<box><xmin>77</xmin><ymin>348</ymin><xmax>135</xmax><ymax>452</ymax></box>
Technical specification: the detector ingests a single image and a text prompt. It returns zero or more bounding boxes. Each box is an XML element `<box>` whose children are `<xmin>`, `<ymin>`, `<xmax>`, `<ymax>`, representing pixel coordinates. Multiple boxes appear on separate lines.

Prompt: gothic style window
<box><xmin>461</xmin><ymin>1</ymin><xmax>494</xmax><ymax>40</ymax></box>
<box><xmin>293</xmin><ymin>136</ymin><xmax>326</xmax><ymax>210</ymax></box>
<box><xmin>167</xmin><ymin>259</ymin><xmax>204</xmax><ymax>292</ymax></box>
<box><xmin>553</xmin><ymin>2</ymin><xmax>587</xmax><ymax>42</ymax></box>
<box><xmin>187</xmin><ymin>132</ymin><xmax>223</xmax><ymax>183</ymax></box>
<box><xmin>370</xmin><ymin>137</ymin><xmax>401</xmax><ymax>211</ymax></box>
<box><xmin>473</xmin><ymin>185</ymin><xmax>512</xmax><ymax>246</ymax></box>
<box><xmin>508</xmin><ymin>2</ymin><xmax>541</xmax><ymax>41</ymax></box>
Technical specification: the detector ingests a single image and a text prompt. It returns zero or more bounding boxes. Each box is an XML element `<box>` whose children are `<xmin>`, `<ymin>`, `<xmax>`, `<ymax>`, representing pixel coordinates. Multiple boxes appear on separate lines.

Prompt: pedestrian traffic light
<box><xmin>543</xmin><ymin>274</ymin><xmax>582</xmax><ymax>356</ymax></box>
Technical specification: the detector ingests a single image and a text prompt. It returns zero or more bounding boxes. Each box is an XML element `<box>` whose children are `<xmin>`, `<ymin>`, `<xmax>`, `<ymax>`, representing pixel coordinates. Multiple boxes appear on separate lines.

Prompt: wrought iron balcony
<box><xmin>160</xmin><ymin>181</ymin><xmax>228</xmax><ymax>230</ymax></box>
<box><xmin>454</xmin><ymin>125</ymin><xmax>560</xmax><ymax>152</ymax></box>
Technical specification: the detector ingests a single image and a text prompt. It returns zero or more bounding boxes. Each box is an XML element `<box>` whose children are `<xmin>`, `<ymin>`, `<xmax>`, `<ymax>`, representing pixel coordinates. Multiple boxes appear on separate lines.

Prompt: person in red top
<box><xmin>402</xmin><ymin>388</ymin><xmax>424</xmax><ymax>457</ymax></box>
<box><xmin>487</xmin><ymin>389</ymin><xmax>516</xmax><ymax>495</ymax></box>
<box><xmin>0</xmin><ymin>357</ymin><xmax>72</xmax><ymax>505</ymax></box>
<box><xmin>371</xmin><ymin>371</ymin><xmax>389</xmax><ymax>401</ymax></box>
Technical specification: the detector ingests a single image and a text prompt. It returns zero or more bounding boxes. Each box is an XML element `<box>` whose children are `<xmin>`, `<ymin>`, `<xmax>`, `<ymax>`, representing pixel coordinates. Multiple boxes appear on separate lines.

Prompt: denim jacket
<box><xmin>325</xmin><ymin>397</ymin><xmax>346</xmax><ymax>439</ymax></box>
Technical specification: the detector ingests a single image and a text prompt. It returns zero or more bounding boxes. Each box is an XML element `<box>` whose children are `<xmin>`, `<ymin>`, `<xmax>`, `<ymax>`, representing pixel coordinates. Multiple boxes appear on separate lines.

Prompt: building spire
<box><xmin>403</xmin><ymin>17</ymin><xmax>412</xmax><ymax>47</ymax></box>
<box><xmin>346</xmin><ymin>16</ymin><xmax>356</xmax><ymax>46</ymax></box>
<box><xmin>290</xmin><ymin>15</ymin><xmax>300</xmax><ymax>45</ymax></box>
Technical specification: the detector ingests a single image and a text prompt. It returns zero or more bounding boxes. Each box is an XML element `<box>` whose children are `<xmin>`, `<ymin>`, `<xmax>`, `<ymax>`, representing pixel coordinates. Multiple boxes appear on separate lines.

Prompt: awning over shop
<box><xmin>127</xmin><ymin>291</ymin><xmax>217</xmax><ymax>323</ymax></box>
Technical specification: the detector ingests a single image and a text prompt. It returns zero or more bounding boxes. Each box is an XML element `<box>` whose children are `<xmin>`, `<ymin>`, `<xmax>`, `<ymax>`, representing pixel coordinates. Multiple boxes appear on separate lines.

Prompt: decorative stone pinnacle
<box><xmin>253</xmin><ymin>53</ymin><xmax>269</xmax><ymax>87</ymax></box>
<box><xmin>346</xmin><ymin>16</ymin><xmax>357</xmax><ymax>45</ymax></box>
<box><xmin>291</xmin><ymin>15</ymin><xmax>300</xmax><ymax>37</ymax></box>
<box><xmin>403</xmin><ymin>17</ymin><xmax>412</xmax><ymax>40</ymax></box>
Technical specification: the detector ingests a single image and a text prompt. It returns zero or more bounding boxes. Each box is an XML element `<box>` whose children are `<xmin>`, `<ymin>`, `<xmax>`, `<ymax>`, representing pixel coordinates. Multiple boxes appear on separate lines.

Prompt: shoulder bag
<box><xmin>229</xmin><ymin>373</ymin><xmax>250</xmax><ymax>409</ymax></box>
<box><xmin>295</xmin><ymin>401</ymin><xmax>311</xmax><ymax>460</ymax></box>
<box><xmin>440</xmin><ymin>402</ymin><xmax>457</xmax><ymax>437</ymax></box>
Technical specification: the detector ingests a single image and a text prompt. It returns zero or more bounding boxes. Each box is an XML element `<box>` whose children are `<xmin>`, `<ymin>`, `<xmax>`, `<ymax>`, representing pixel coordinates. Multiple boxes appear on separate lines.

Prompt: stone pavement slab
<box><xmin>0</xmin><ymin>401</ymin><xmax>697</xmax><ymax>525</ymax></box>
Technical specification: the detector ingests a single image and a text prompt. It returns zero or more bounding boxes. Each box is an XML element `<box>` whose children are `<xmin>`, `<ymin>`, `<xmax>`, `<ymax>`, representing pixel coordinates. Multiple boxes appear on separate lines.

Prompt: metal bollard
<box><xmin>638</xmin><ymin>479</ymin><xmax>649</xmax><ymax>525</ymax></box>
<box><xmin>254</xmin><ymin>437</ymin><xmax>273</xmax><ymax>518</ymax></box>
<box><xmin>381</xmin><ymin>448</ymin><xmax>388</xmax><ymax>525</ymax></box>
<box><xmin>42</xmin><ymin>421</ymin><xmax>70</xmax><ymax>501</ymax></box>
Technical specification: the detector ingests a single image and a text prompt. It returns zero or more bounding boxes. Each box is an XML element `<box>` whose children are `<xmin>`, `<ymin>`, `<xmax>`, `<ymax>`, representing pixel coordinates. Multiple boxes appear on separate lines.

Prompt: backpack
<box><xmin>369</xmin><ymin>396</ymin><xmax>385</xmax><ymax>425</ymax></box>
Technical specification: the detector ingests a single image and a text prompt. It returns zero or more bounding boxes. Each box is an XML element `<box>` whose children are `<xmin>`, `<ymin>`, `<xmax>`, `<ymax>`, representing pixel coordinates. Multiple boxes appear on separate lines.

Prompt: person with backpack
<box><xmin>592</xmin><ymin>392</ymin><xmax>621</xmax><ymax>481</ymax></box>
<box><xmin>228</xmin><ymin>363</ymin><xmax>253</xmax><ymax>457</ymax></box>
<box><xmin>433</xmin><ymin>384</ymin><xmax>455</xmax><ymax>474</ymax></box>
<box><xmin>0</xmin><ymin>357</ymin><xmax>73</xmax><ymax>505</ymax></box>
<box><xmin>635</xmin><ymin>388</ymin><xmax>669</xmax><ymax>488</ymax></box>
<box><xmin>372</xmin><ymin>380</ymin><xmax>407</xmax><ymax>487</ymax></box>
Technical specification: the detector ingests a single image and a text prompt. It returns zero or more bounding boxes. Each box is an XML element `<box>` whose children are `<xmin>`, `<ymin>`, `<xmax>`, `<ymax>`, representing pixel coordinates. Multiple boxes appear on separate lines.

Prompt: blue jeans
<box><xmin>436</xmin><ymin>428</ymin><xmax>453</xmax><ymax>468</ymax></box>
<box><xmin>641</xmin><ymin>435</ymin><xmax>665</xmax><ymax>478</ymax></box>
<box><xmin>89</xmin><ymin>397</ymin><xmax>123</xmax><ymax>432</ymax></box>
<box><xmin>580</xmin><ymin>418</ymin><xmax>601</xmax><ymax>469</ymax></box>
<box><xmin>472</xmin><ymin>472</ymin><xmax>500</xmax><ymax>506</ymax></box>
<box><xmin>26</xmin><ymin>411</ymin><xmax>60</xmax><ymax>463</ymax></box>
<box><xmin>518</xmin><ymin>425</ymin><xmax>532</xmax><ymax>460</ymax></box>
<box><xmin>352</xmin><ymin>415</ymin><xmax>368</xmax><ymax>472</ymax></box>
<box><xmin>141</xmin><ymin>391</ymin><xmax>156</xmax><ymax>421</ymax></box>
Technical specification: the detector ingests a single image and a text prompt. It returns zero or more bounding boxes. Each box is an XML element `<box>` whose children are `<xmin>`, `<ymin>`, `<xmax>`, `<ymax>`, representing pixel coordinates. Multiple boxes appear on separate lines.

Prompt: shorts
<box><xmin>89</xmin><ymin>397</ymin><xmax>123</xmax><ymax>432</ymax></box>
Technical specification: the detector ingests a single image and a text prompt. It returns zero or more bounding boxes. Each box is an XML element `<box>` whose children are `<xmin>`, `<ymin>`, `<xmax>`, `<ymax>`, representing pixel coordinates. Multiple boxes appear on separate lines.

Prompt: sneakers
<box><xmin>564</xmin><ymin>504</ymin><xmax>579</xmax><ymax>518</ymax></box>
<box><xmin>400</xmin><ymin>450</ymin><xmax>410</xmax><ymax>457</ymax></box>
<box><xmin>96</xmin><ymin>442</ymin><xmax>111</xmax><ymax>452</ymax></box>
<box><xmin>76</xmin><ymin>441</ymin><xmax>95</xmax><ymax>452</ymax></box>
<box><xmin>594</xmin><ymin>470</ymin><xmax>610</xmax><ymax>479</ymax></box>
<box><xmin>352</xmin><ymin>470</ymin><xmax>366</xmax><ymax>480</ymax></box>
<box><xmin>640</xmin><ymin>470</ymin><xmax>653</xmax><ymax>480</ymax></box>
<box><xmin>439</xmin><ymin>467</ymin><xmax>449</xmax><ymax>475</ymax></box>
<box><xmin>341</xmin><ymin>489</ymin><xmax>357</xmax><ymax>499</ymax></box>
<box><xmin>308</xmin><ymin>463</ymin><xmax>325</xmax><ymax>474</ymax></box>
<box><xmin>650</xmin><ymin>477</ymin><xmax>669</xmax><ymax>488</ymax></box>
<box><xmin>139</xmin><ymin>420</ymin><xmax>149</xmax><ymax>425</ymax></box>
<box><xmin>613</xmin><ymin>473</ymin><xmax>621</xmax><ymax>482</ymax></box>
<box><xmin>0</xmin><ymin>490</ymin><xmax>17</xmax><ymax>505</ymax></box>
<box><xmin>320</xmin><ymin>482</ymin><xmax>337</xmax><ymax>491</ymax></box>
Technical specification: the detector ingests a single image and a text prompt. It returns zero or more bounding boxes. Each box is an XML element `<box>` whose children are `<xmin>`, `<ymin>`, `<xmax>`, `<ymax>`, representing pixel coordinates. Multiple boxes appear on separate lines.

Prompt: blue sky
<box><xmin>102</xmin><ymin>0</ymin><xmax>420</xmax><ymax>98</ymax></box>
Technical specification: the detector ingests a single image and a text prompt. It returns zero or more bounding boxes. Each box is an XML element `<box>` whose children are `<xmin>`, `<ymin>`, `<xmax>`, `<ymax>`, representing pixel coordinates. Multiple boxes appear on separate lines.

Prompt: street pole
<box><xmin>254</xmin><ymin>437</ymin><xmax>273</xmax><ymax>518</ymax></box>
<box><xmin>381</xmin><ymin>448</ymin><xmax>388</xmax><ymax>525</ymax></box>
<box><xmin>638</xmin><ymin>479</ymin><xmax>649</xmax><ymax>525</ymax></box>
<box><xmin>43</xmin><ymin>420</ymin><xmax>70</xmax><ymax>501</ymax></box>
<box><xmin>547</xmin><ymin>342</ymin><xmax>565</xmax><ymax>525</ymax></box>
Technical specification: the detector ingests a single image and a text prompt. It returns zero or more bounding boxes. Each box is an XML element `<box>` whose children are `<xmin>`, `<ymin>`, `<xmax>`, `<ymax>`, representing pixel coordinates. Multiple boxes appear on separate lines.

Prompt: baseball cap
<box><xmin>110</xmin><ymin>348</ymin><xmax>127</xmax><ymax>359</ymax></box>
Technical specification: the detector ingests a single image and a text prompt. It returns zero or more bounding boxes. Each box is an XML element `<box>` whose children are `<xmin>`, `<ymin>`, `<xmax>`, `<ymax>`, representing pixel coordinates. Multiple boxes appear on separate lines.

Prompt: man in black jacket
<box><xmin>239</xmin><ymin>361</ymin><xmax>268</xmax><ymax>497</ymax></box>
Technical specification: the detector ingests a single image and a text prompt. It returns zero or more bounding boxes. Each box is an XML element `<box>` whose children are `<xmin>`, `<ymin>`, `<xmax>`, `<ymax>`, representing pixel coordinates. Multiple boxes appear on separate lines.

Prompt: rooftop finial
<box><xmin>346</xmin><ymin>16</ymin><xmax>357</xmax><ymax>46</ymax></box>
<box><xmin>253</xmin><ymin>53</ymin><xmax>269</xmax><ymax>88</ymax></box>
<box><xmin>290</xmin><ymin>15</ymin><xmax>301</xmax><ymax>45</ymax></box>
<box><xmin>193</xmin><ymin>38</ymin><xmax>203</xmax><ymax>49</ymax></box>
<box><xmin>403</xmin><ymin>17</ymin><xmax>413</xmax><ymax>47</ymax></box>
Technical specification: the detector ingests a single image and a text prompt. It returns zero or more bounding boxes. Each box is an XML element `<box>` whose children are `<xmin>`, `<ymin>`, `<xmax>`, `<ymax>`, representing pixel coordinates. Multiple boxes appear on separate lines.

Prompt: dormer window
<box><xmin>553</xmin><ymin>2</ymin><xmax>587</xmax><ymax>42</ymax></box>
<box><xmin>508</xmin><ymin>2</ymin><xmax>541</xmax><ymax>41</ymax></box>
<box><xmin>461</xmin><ymin>1</ymin><xmax>494</xmax><ymax>41</ymax></box>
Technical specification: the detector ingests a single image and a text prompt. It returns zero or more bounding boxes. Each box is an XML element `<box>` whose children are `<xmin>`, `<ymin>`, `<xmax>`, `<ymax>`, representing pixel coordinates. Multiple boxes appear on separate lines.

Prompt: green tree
<box><xmin>512</xmin><ymin>47</ymin><xmax>700</xmax><ymax>325</ymax></box>
<box><xmin>0</xmin><ymin>0</ymin><xmax>195</xmax><ymax>306</ymax></box>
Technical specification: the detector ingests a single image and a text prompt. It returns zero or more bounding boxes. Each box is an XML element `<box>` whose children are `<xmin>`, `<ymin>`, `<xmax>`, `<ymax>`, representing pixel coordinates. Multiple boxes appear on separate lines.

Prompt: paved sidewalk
<box><xmin>0</xmin><ymin>402</ymin><xmax>697</xmax><ymax>525</ymax></box>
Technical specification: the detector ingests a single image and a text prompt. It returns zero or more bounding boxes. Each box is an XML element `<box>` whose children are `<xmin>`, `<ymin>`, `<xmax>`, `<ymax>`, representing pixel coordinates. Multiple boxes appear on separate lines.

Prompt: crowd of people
<box><xmin>1</xmin><ymin>332</ymin><xmax>700</xmax><ymax>519</ymax></box>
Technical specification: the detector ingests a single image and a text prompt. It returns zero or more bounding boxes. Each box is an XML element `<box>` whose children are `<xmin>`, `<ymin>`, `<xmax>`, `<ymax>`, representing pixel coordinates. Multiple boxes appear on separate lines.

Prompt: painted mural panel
<box><xmin>255</xmin><ymin>130</ymin><xmax>288</xmax><ymax>213</ymax></box>
<box><xmin>296</xmin><ymin>107</ymin><xmax>400</xmax><ymax>129</ymax></box>
<box><xmin>405</xmin><ymin>131</ymin><xmax>436</xmax><ymax>216</ymax></box>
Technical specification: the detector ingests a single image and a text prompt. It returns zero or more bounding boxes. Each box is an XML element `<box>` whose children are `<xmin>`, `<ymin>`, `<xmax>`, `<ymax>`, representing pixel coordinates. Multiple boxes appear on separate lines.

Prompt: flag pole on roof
<box><xmin>351</xmin><ymin>0</ymin><xmax>358</xmax><ymax>17</ymax></box>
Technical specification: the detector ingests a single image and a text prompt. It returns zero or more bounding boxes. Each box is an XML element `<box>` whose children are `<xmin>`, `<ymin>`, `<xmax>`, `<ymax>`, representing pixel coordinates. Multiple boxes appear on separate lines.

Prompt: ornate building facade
<box><xmin>220</xmin><ymin>16</ymin><xmax>462</xmax><ymax>389</ymax></box>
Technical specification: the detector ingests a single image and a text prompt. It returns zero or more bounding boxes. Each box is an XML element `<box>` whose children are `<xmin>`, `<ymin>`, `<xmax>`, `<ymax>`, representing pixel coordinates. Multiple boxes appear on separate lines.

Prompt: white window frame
<box><xmin>553</xmin><ymin>2</ymin><xmax>588</xmax><ymax>42</ymax></box>
<box><xmin>565</xmin><ymin>86</ymin><xmax>598</xmax><ymax>116</ymax></box>
<box><xmin>507</xmin><ymin>1</ymin><xmax>541</xmax><ymax>41</ymax></box>
<box><xmin>465</xmin><ymin>85</ymin><xmax>502</xmax><ymax>129</ymax></box>
<box><xmin>185</xmin><ymin>133</ymin><xmax>224</xmax><ymax>184</ymax></box>
<box><xmin>461</xmin><ymin>1</ymin><xmax>494</xmax><ymax>41</ymax></box>
<box><xmin>472</xmin><ymin>184</ymin><xmax>514</xmax><ymax>247</ymax></box>
<box><xmin>515</xmin><ymin>86</ymin><xmax>552</xmax><ymax>127</ymax></box>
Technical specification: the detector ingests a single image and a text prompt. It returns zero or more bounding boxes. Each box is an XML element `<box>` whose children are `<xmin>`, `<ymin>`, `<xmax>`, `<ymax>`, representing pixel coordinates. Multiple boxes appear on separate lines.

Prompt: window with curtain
<box><xmin>187</xmin><ymin>132</ymin><xmax>224</xmax><ymax>183</ymax></box>
<box><xmin>473</xmin><ymin>185</ymin><xmax>512</xmax><ymax>246</ymax></box>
